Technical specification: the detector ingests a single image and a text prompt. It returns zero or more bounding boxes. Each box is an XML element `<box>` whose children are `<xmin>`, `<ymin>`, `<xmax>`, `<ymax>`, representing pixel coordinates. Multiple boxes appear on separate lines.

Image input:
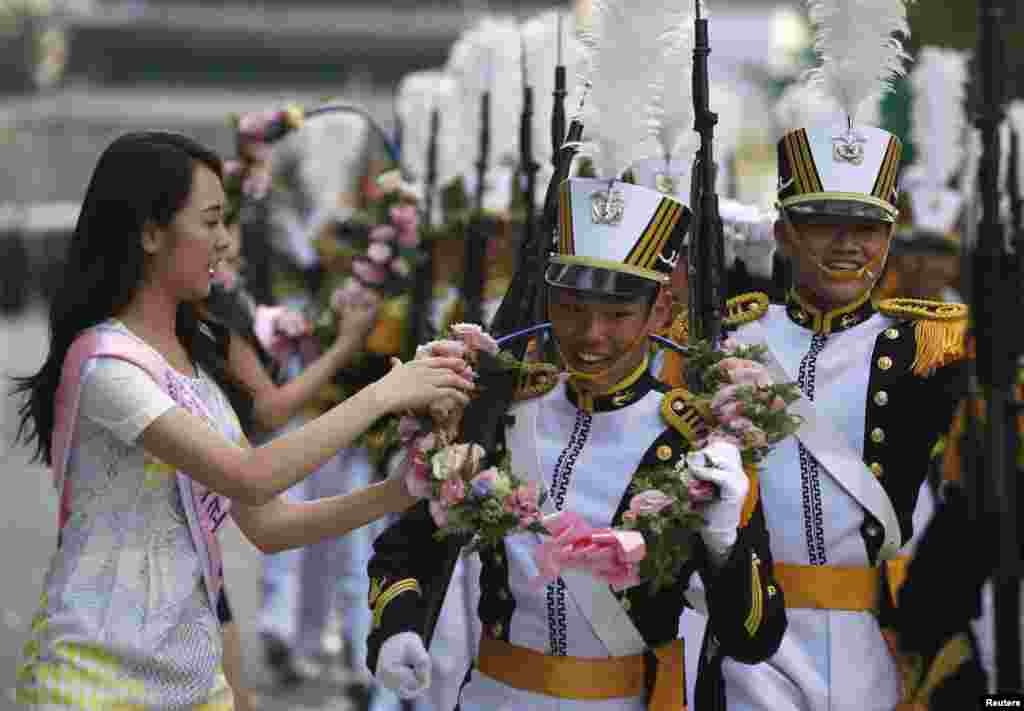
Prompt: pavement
<box><xmin>0</xmin><ymin>301</ymin><xmax>366</xmax><ymax>710</ymax></box>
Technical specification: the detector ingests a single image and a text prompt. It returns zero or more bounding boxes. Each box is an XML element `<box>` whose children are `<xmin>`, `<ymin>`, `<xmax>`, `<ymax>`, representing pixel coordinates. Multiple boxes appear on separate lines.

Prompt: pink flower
<box><xmin>621</xmin><ymin>510</ymin><xmax>637</xmax><ymax>524</ymax></box>
<box><xmin>429</xmin><ymin>500</ymin><xmax>449</xmax><ymax>527</ymax></box>
<box><xmin>397</xmin><ymin>228</ymin><xmax>420</xmax><ymax>249</ymax></box>
<box><xmin>710</xmin><ymin>384</ymin><xmax>744</xmax><ymax>413</ymax></box>
<box><xmin>390</xmin><ymin>204</ymin><xmax>418</xmax><ymax>233</ymax></box>
<box><xmin>223</xmin><ymin>159</ymin><xmax>244</xmax><ymax>179</ymax></box>
<box><xmin>628</xmin><ymin>489</ymin><xmax>675</xmax><ymax>517</ymax></box>
<box><xmin>720</xmin><ymin>338</ymin><xmax>741</xmax><ymax>354</ymax></box>
<box><xmin>769</xmin><ymin>396</ymin><xmax>787</xmax><ymax>411</ymax></box>
<box><xmin>503</xmin><ymin>481</ymin><xmax>542</xmax><ymax>527</ymax></box>
<box><xmin>450</xmin><ymin>322</ymin><xmax>500</xmax><ymax>355</ymax></box>
<box><xmin>715</xmin><ymin>399</ymin><xmax>744</xmax><ymax>420</ymax></box>
<box><xmin>352</xmin><ymin>258</ymin><xmax>388</xmax><ymax>285</ymax></box>
<box><xmin>432</xmin><ymin>443</ymin><xmax>485</xmax><ymax>481</ymax></box>
<box><xmin>440</xmin><ymin>477</ymin><xmax>467</xmax><ymax>506</ymax></box>
<box><xmin>413</xmin><ymin>432</ymin><xmax>436</xmax><ymax>455</ymax></box>
<box><xmin>274</xmin><ymin>308</ymin><xmax>311</xmax><ymax>338</ymax></box>
<box><xmin>416</xmin><ymin>339</ymin><xmax>467</xmax><ymax>360</ymax></box>
<box><xmin>688</xmin><ymin>478</ymin><xmax>717</xmax><ymax>504</ymax></box>
<box><xmin>238</xmin><ymin>110</ymin><xmax>276</xmax><ymax>141</ymax></box>
<box><xmin>367</xmin><ymin>241</ymin><xmax>393</xmax><ymax>265</ymax></box>
<box><xmin>211</xmin><ymin>268</ymin><xmax>238</xmax><ymax>292</ymax></box>
<box><xmin>398</xmin><ymin>416</ymin><xmax>424</xmax><ymax>445</ymax></box>
<box><xmin>369</xmin><ymin>224</ymin><xmax>397</xmax><ymax>242</ymax></box>
<box><xmin>242</xmin><ymin>170</ymin><xmax>272</xmax><ymax>200</ymax></box>
<box><xmin>718</xmin><ymin>358</ymin><xmax>772</xmax><ymax>387</ymax></box>
<box><xmin>405</xmin><ymin>463</ymin><xmax>432</xmax><ymax>500</ymax></box>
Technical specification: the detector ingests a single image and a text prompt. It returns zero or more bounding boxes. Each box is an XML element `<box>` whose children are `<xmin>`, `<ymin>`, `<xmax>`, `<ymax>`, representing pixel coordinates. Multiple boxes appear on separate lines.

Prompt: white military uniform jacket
<box><xmin>368</xmin><ymin>361</ymin><xmax>787</xmax><ymax>711</ymax></box>
<box><xmin>704</xmin><ymin>292</ymin><xmax>965</xmax><ymax>711</ymax></box>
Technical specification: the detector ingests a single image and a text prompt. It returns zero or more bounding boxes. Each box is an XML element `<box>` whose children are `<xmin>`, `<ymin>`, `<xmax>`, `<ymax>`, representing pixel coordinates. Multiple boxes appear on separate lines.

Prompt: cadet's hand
<box><xmin>375</xmin><ymin>632</ymin><xmax>431</xmax><ymax>699</ymax></box>
<box><xmin>688</xmin><ymin>440</ymin><xmax>748</xmax><ymax>565</ymax></box>
<box><xmin>371</xmin><ymin>357</ymin><xmax>475</xmax><ymax>415</ymax></box>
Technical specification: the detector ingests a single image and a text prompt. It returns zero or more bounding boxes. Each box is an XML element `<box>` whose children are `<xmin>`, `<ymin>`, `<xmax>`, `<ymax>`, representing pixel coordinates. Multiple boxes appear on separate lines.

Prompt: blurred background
<box><xmin>1</xmin><ymin>0</ymin><xmax>1022</xmax><ymax>709</ymax></box>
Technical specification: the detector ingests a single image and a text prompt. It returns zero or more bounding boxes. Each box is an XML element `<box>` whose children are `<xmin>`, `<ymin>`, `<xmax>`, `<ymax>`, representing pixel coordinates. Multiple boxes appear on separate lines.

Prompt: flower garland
<box><xmin>605</xmin><ymin>337</ymin><xmax>803</xmax><ymax>592</ymax></box>
<box><xmin>397</xmin><ymin>324</ymin><xmax>548</xmax><ymax>551</ymax></box>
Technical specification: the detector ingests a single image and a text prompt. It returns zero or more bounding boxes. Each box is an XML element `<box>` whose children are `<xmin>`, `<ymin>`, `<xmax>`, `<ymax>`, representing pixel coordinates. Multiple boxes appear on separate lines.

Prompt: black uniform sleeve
<box><xmin>366</xmin><ymin>500</ymin><xmax>451</xmax><ymax>673</ymax></box>
<box><xmin>698</xmin><ymin>500</ymin><xmax>786</xmax><ymax>663</ymax></box>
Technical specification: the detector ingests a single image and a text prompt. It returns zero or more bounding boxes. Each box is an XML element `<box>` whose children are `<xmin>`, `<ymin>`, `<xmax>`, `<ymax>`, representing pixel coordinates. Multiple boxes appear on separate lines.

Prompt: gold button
<box><xmin>874</xmin><ymin>390</ymin><xmax>889</xmax><ymax>406</ymax></box>
<box><xmin>493</xmin><ymin>623</ymin><xmax>504</xmax><ymax>637</ymax></box>
<box><xmin>871</xmin><ymin>428</ymin><xmax>885</xmax><ymax>444</ymax></box>
<box><xmin>656</xmin><ymin>445</ymin><xmax>673</xmax><ymax>461</ymax></box>
<box><xmin>877</xmin><ymin>356</ymin><xmax>893</xmax><ymax>371</ymax></box>
<box><xmin>768</xmin><ymin>585</ymin><xmax>777</xmax><ymax>597</ymax></box>
<box><xmin>885</xmin><ymin>328</ymin><xmax>900</xmax><ymax>340</ymax></box>
<box><xmin>672</xmin><ymin>400</ymin><xmax>685</xmax><ymax>413</ymax></box>
<box><xmin>870</xmin><ymin>462</ymin><xmax>883</xmax><ymax>477</ymax></box>
<box><xmin>621</xmin><ymin>598</ymin><xmax>632</xmax><ymax>612</ymax></box>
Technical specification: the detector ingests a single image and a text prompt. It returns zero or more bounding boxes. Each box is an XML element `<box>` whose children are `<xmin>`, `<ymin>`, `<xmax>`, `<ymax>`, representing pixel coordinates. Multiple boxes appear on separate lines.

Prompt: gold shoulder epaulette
<box><xmin>724</xmin><ymin>292</ymin><xmax>770</xmax><ymax>328</ymax></box>
<box><xmin>876</xmin><ymin>298</ymin><xmax>967</xmax><ymax>322</ymax></box>
<box><xmin>877</xmin><ymin>299</ymin><xmax>968</xmax><ymax>376</ymax></box>
<box><xmin>660</xmin><ymin>388</ymin><xmax>711</xmax><ymax>444</ymax></box>
<box><xmin>513</xmin><ymin>363</ymin><xmax>561</xmax><ymax>401</ymax></box>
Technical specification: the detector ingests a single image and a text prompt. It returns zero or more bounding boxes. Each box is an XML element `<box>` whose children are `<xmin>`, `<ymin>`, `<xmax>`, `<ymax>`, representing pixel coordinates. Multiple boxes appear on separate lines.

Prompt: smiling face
<box><xmin>548</xmin><ymin>285</ymin><xmax>670</xmax><ymax>393</ymax></box>
<box><xmin>776</xmin><ymin>218</ymin><xmax>892</xmax><ymax>312</ymax></box>
<box><xmin>143</xmin><ymin>162</ymin><xmax>230</xmax><ymax>301</ymax></box>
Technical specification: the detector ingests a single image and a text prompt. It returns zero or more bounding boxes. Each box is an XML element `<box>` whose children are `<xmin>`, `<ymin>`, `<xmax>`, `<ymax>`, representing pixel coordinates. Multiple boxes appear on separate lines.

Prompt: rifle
<box><xmin>420</xmin><ymin>63</ymin><xmax>587</xmax><ymax>648</ymax></box>
<box><xmin>520</xmin><ymin>40</ymin><xmax>540</xmax><ymax>286</ymax></box>
<box><xmin>966</xmin><ymin>0</ymin><xmax>1021</xmax><ymax>691</ymax></box>
<box><xmin>463</xmin><ymin>92</ymin><xmax>491</xmax><ymax>327</ymax></box>
<box><xmin>404</xmin><ymin>107</ymin><xmax>440</xmax><ymax>361</ymax></box>
<box><xmin>686</xmin><ymin>0</ymin><xmax>727</xmax><ymax>356</ymax></box>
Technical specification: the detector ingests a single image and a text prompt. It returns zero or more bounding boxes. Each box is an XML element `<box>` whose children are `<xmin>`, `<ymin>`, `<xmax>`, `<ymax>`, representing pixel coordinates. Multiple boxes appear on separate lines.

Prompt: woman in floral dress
<box><xmin>10</xmin><ymin>131</ymin><xmax>474</xmax><ymax>709</ymax></box>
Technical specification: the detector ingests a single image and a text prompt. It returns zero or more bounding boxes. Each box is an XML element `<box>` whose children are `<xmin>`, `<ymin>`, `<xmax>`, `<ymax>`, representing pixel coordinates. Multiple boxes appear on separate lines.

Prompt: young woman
<box><xmin>11</xmin><ymin>131</ymin><xmax>472</xmax><ymax>710</ymax></box>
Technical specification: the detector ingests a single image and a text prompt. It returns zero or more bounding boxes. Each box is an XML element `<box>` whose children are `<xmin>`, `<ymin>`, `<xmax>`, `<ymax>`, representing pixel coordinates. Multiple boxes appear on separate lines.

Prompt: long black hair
<box><xmin>12</xmin><ymin>131</ymin><xmax>224</xmax><ymax>466</ymax></box>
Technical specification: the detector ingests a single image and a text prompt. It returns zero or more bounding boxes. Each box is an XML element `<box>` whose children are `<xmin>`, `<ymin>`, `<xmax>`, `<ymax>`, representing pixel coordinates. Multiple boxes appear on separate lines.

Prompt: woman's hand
<box><xmin>335</xmin><ymin>291</ymin><xmax>381</xmax><ymax>347</ymax></box>
<box><xmin>370</xmin><ymin>357</ymin><xmax>476</xmax><ymax>415</ymax></box>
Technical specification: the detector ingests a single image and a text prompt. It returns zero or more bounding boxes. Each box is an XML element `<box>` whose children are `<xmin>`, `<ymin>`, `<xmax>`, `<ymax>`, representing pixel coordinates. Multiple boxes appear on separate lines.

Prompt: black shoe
<box><xmin>346</xmin><ymin>681</ymin><xmax>374</xmax><ymax>711</ymax></box>
<box><xmin>261</xmin><ymin>633</ymin><xmax>303</xmax><ymax>688</ymax></box>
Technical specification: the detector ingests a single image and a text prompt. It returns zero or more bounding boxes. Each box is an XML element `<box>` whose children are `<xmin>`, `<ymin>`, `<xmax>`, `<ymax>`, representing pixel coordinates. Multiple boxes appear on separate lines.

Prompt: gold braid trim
<box><xmin>660</xmin><ymin>389</ymin><xmax>711</xmax><ymax>444</ymax></box>
<box><xmin>513</xmin><ymin>363</ymin><xmax>561</xmax><ymax>401</ymax></box>
<box><xmin>371</xmin><ymin>579</ymin><xmax>421</xmax><ymax>630</ymax></box>
<box><xmin>725</xmin><ymin>292</ymin><xmax>770</xmax><ymax>328</ymax></box>
<box><xmin>877</xmin><ymin>299</ymin><xmax>968</xmax><ymax>376</ymax></box>
<box><xmin>745</xmin><ymin>553</ymin><xmax>764</xmax><ymax>637</ymax></box>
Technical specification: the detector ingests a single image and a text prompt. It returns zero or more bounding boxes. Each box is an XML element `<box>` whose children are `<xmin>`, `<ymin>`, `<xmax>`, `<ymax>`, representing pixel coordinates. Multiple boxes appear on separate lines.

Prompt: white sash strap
<box><xmin>507</xmin><ymin>396</ymin><xmax>648</xmax><ymax>657</ymax></box>
<box><xmin>741</xmin><ymin>320</ymin><xmax>901</xmax><ymax>562</ymax></box>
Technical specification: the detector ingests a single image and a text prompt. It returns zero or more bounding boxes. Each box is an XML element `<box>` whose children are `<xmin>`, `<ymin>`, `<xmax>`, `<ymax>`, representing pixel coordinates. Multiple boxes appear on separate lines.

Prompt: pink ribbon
<box><xmin>531</xmin><ymin>510</ymin><xmax>646</xmax><ymax>592</ymax></box>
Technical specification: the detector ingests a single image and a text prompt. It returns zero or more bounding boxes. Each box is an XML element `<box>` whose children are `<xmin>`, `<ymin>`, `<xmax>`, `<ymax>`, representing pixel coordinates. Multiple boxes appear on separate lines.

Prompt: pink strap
<box><xmin>52</xmin><ymin>325</ymin><xmax>230</xmax><ymax>608</ymax></box>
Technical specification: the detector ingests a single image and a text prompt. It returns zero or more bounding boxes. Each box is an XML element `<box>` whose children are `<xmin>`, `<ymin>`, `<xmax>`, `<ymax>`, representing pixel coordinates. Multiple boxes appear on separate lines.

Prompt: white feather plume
<box><xmin>804</xmin><ymin>0</ymin><xmax>913</xmax><ymax>121</ymax></box>
<box><xmin>580</xmin><ymin>0</ymin><xmax>680</xmax><ymax>179</ymax></box>
<box><xmin>909</xmin><ymin>46</ymin><xmax>967</xmax><ymax>189</ymax></box>
<box><xmin>522</xmin><ymin>10</ymin><xmax>588</xmax><ymax>171</ymax></box>
<box><xmin>772</xmin><ymin>81</ymin><xmax>882</xmax><ymax>140</ymax></box>
<box><xmin>999</xmin><ymin>100</ymin><xmax>1024</xmax><ymax>218</ymax></box>
<box><xmin>647</xmin><ymin>5</ymin><xmax>695</xmax><ymax>162</ymax></box>
<box><xmin>395</xmin><ymin>70</ymin><xmax>463</xmax><ymax>193</ymax></box>
<box><xmin>446</xmin><ymin>17</ymin><xmax>524</xmax><ymax>172</ymax></box>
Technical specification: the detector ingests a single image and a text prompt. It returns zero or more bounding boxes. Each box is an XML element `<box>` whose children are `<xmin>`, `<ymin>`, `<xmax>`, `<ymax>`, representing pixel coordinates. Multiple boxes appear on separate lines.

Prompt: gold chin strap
<box><xmin>560</xmin><ymin>331</ymin><xmax>652</xmax><ymax>413</ymax></box>
<box><xmin>778</xmin><ymin>206</ymin><xmax>893</xmax><ymax>287</ymax></box>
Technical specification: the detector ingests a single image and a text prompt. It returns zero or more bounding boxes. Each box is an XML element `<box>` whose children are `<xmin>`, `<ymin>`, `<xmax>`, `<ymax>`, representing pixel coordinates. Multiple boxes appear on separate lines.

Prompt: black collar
<box><xmin>785</xmin><ymin>288</ymin><xmax>876</xmax><ymax>335</ymax></box>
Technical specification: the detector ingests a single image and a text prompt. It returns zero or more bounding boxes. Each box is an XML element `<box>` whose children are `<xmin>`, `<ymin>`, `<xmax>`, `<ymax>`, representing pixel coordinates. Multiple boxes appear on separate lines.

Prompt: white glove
<box><xmin>375</xmin><ymin>632</ymin><xmax>432</xmax><ymax>699</ymax></box>
<box><xmin>687</xmin><ymin>440</ymin><xmax>749</xmax><ymax>566</ymax></box>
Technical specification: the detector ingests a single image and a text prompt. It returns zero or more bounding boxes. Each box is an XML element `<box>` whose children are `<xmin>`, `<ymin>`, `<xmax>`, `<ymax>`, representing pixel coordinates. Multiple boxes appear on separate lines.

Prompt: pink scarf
<box><xmin>51</xmin><ymin>324</ymin><xmax>232</xmax><ymax>612</ymax></box>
